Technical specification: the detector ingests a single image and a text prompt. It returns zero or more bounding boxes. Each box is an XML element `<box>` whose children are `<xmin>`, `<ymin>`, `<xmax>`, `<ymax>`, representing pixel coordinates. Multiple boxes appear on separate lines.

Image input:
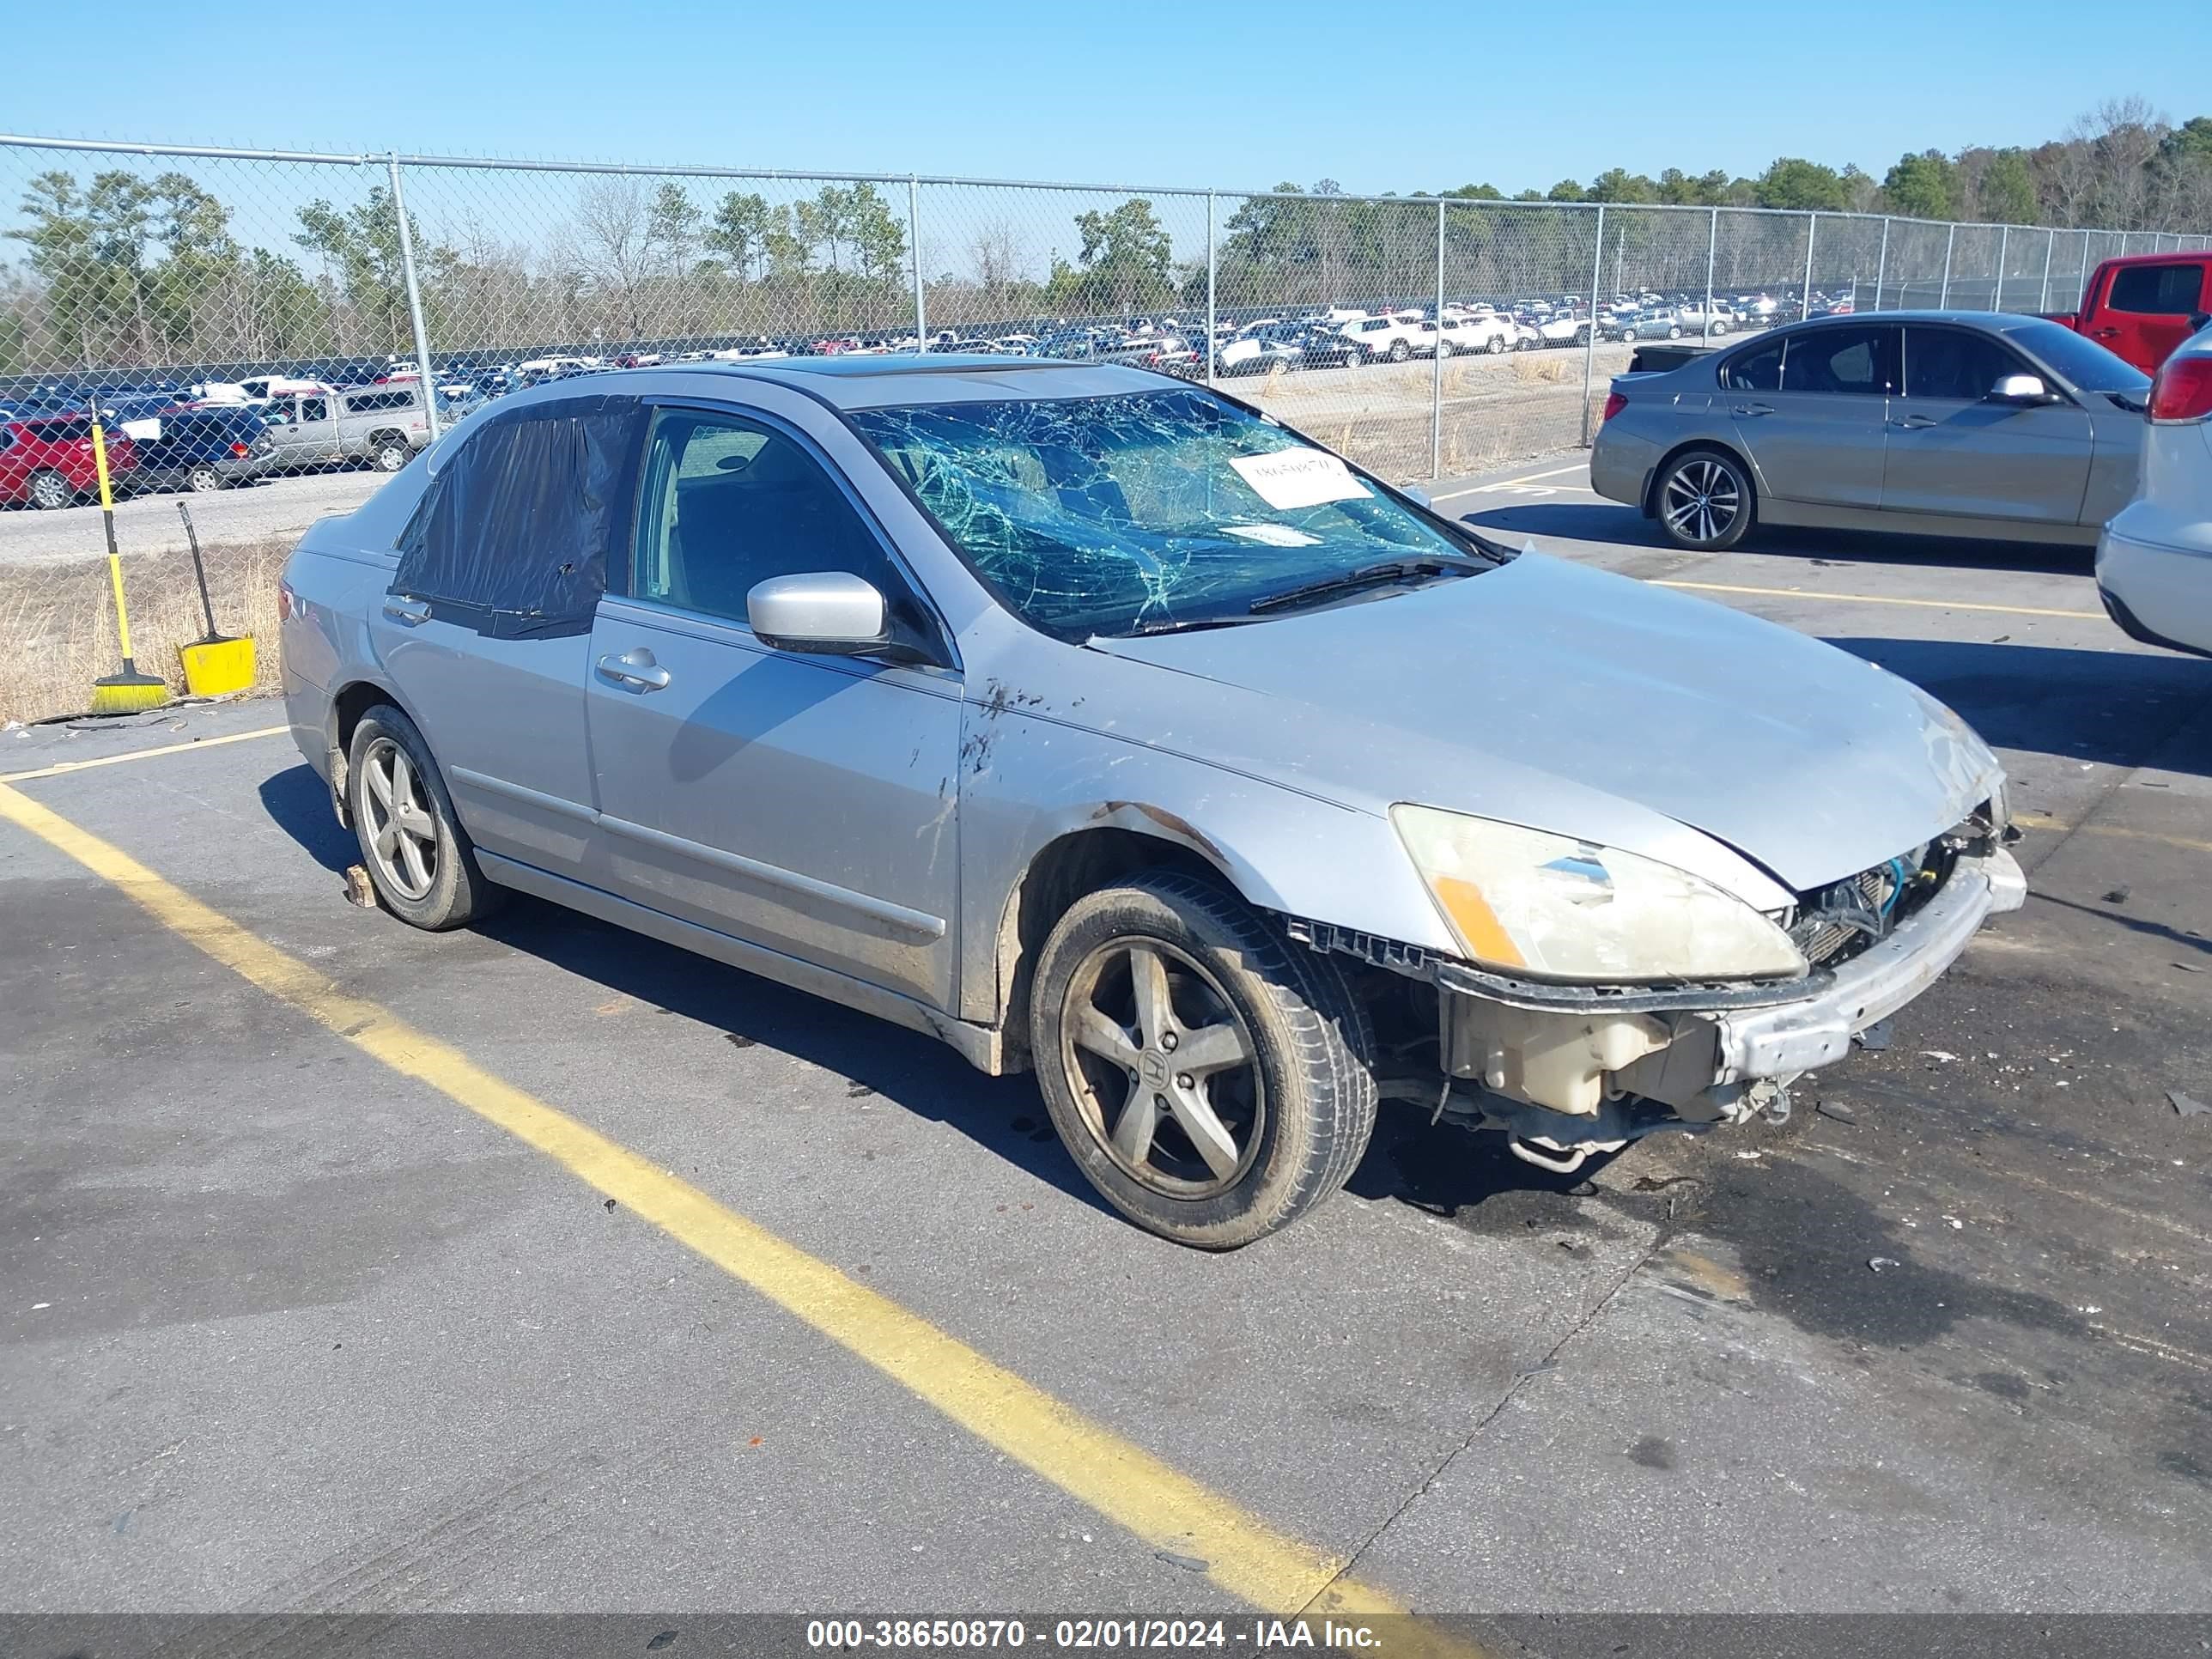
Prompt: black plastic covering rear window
<box><xmin>392</xmin><ymin>393</ymin><xmax>645</xmax><ymax>638</ymax></box>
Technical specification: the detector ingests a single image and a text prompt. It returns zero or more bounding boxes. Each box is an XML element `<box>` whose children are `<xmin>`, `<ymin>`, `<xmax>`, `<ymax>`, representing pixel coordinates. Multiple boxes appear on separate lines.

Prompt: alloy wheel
<box><xmin>361</xmin><ymin>736</ymin><xmax>440</xmax><ymax>902</ymax></box>
<box><xmin>28</xmin><ymin>472</ymin><xmax>70</xmax><ymax>510</ymax></box>
<box><xmin>189</xmin><ymin>465</ymin><xmax>222</xmax><ymax>492</ymax></box>
<box><xmin>1058</xmin><ymin>938</ymin><xmax>1264</xmax><ymax>1198</ymax></box>
<box><xmin>1662</xmin><ymin>458</ymin><xmax>1744</xmax><ymax>546</ymax></box>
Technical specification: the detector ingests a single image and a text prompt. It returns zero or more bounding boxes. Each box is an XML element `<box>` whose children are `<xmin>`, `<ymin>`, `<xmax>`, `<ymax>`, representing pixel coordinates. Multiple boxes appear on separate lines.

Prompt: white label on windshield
<box><xmin>120</xmin><ymin>417</ymin><xmax>162</xmax><ymax>441</ymax></box>
<box><xmin>1220</xmin><ymin>522</ymin><xmax>1322</xmax><ymax>547</ymax></box>
<box><xmin>1229</xmin><ymin>447</ymin><xmax>1372</xmax><ymax>510</ymax></box>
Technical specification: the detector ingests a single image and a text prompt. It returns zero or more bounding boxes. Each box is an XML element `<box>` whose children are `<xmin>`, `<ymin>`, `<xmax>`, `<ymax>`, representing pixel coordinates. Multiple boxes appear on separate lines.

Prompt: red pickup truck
<box><xmin>2042</xmin><ymin>250</ymin><xmax>2212</xmax><ymax>374</ymax></box>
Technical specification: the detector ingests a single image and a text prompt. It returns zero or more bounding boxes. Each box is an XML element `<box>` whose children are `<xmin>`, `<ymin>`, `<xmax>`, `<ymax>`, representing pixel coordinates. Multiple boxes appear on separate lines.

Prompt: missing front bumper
<box><xmin>1425</xmin><ymin>849</ymin><xmax>2026</xmax><ymax>1135</ymax></box>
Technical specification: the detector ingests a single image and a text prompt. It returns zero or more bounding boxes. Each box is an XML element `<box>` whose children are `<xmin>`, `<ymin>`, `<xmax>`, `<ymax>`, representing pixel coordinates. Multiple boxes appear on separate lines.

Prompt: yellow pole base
<box><xmin>179</xmin><ymin>635</ymin><xmax>258</xmax><ymax>698</ymax></box>
<box><xmin>90</xmin><ymin>664</ymin><xmax>171</xmax><ymax>716</ymax></box>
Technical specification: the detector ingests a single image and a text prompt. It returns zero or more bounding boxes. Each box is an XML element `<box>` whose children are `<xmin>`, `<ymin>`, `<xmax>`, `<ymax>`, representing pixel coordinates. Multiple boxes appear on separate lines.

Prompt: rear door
<box><xmin>1882</xmin><ymin>324</ymin><xmax>2094</xmax><ymax>526</ymax></box>
<box><xmin>584</xmin><ymin>400</ymin><xmax>963</xmax><ymax>1011</ymax></box>
<box><xmin>2086</xmin><ymin>261</ymin><xmax>2210</xmax><ymax>372</ymax></box>
<box><xmin>370</xmin><ymin>393</ymin><xmax>646</xmax><ymax>879</ymax></box>
<box><xmin>1724</xmin><ymin>323</ymin><xmax>1898</xmax><ymax>508</ymax></box>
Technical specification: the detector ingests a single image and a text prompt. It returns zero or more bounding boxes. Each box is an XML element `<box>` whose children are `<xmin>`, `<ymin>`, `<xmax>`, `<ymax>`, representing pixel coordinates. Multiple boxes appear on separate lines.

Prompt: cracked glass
<box><xmin>848</xmin><ymin>387</ymin><xmax>1492</xmax><ymax>640</ymax></box>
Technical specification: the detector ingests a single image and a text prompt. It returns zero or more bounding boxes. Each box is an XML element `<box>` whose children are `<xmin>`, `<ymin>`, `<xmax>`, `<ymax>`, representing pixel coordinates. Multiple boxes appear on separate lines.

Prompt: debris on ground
<box><xmin>1156</xmin><ymin>1550</ymin><xmax>1209</xmax><ymax>1573</ymax></box>
<box><xmin>2102</xmin><ymin>886</ymin><xmax>2131</xmax><ymax>904</ymax></box>
<box><xmin>1921</xmin><ymin>1050</ymin><xmax>1960</xmax><ymax>1064</ymax></box>
<box><xmin>342</xmin><ymin>865</ymin><xmax>376</xmax><ymax>908</ymax></box>
<box><xmin>1816</xmin><ymin>1101</ymin><xmax>1859</xmax><ymax>1126</ymax></box>
<box><xmin>1869</xmin><ymin>1257</ymin><xmax>1900</xmax><ymax>1273</ymax></box>
<box><xmin>2171</xmin><ymin>1090</ymin><xmax>2210</xmax><ymax>1119</ymax></box>
<box><xmin>1856</xmin><ymin>1020</ymin><xmax>1893</xmax><ymax>1053</ymax></box>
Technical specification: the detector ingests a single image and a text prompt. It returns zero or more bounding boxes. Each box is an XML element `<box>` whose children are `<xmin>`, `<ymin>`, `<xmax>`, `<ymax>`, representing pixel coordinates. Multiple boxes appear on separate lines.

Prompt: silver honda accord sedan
<box><xmin>1592</xmin><ymin>310</ymin><xmax>2149</xmax><ymax>551</ymax></box>
<box><xmin>279</xmin><ymin>357</ymin><xmax>2024</xmax><ymax>1247</ymax></box>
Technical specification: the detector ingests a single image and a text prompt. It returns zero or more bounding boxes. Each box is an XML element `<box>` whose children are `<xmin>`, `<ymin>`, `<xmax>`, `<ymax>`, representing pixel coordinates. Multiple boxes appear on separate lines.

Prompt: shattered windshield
<box><xmin>847</xmin><ymin>388</ymin><xmax>1496</xmax><ymax>639</ymax></box>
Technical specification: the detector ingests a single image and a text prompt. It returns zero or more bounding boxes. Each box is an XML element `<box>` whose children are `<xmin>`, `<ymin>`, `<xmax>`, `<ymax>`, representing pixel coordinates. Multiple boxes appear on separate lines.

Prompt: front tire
<box><xmin>1388</xmin><ymin>339</ymin><xmax>1410</xmax><ymax>362</ymax></box>
<box><xmin>346</xmin><ymin>704</ymin><xmax>502</xmax><ymax>930</ymax></box>
<box><xmin>1030</xmin><ymin>871</ymin><xmax>1376</xmax><ymax>1249</ymax></box>
<box><xmin>1654</xmin><ymin>447</ymin><xmax>1754</xmax><ymax>551</ymax></box>
<box><xmin>27</xmin><ymin>470</ymin><xmax>72</xmax><ymax>510</ymax></box>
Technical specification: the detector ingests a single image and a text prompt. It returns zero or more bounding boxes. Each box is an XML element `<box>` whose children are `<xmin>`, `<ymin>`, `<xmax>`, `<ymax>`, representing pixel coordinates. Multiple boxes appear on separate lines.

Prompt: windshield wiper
<box><xmin>1246</xmin><ymin>556</ymin><xmax>1487</xmax><ymax>616</ymax></box>
<box><xmin>1120</xmin><ymin>611</ymin><xmax>1268</xmax><ymax>637</ymax></box>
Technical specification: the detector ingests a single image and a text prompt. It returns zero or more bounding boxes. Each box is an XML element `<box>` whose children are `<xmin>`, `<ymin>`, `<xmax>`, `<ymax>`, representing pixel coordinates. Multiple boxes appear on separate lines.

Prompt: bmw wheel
<box><xmin>1655</xmin><ymin>447</ymin><xmax>1754</xmax><ymax>551</ymax></box>
<box><xmin>1030</xmin><ymin>871</ymin><xmax>1376</xmax><ymax>1249</ymax></box>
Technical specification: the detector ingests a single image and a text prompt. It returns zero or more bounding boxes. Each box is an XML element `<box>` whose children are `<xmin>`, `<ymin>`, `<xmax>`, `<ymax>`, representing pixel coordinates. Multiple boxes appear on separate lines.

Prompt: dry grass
<box><xmin>0</xmin><ymin>538</ymin><xmax>288</xmax><ymax>726</ymax></box>
<box><xmin>1509</xmin><ymin>354</ymin><xmax>1576</xmax><ymax>385</ymax></box>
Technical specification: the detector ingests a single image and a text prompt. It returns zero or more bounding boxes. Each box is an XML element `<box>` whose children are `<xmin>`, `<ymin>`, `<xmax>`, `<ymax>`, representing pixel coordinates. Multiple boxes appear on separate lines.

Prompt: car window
<box><xmin>394</xmin><ymin>392</ymin><xmax>645</xmax><ymax>635</ymax></box>
<box><xmin>1720</xmin><ymin>339</ymin><xmax>1783</xmax><ymax>392</ymax></box>
<box><xmin>1996</xmin><ymin>318</ymin><xmax>2150</xmax><ymax>395</ymax></box>
<box><xmin>630</xmin><ymin>407</ymin><xmax>906</xmax><ymax>629</ymax></box>
<box><xmin>2106</xmin><ymin>262</ymin><xmax>2206</xmax><ymax>316</ymax></box>
<box><xmin>1779</xmin><ymin>325</ymin><xmax>1895</xmax><ymax>395</ymax></box>
<box><xmin>299</xmin><ymin>398</ymin><xmax>329</xmax><ymax>422</ymax></box>
<box><xmin>1904</xmin><ymin>327</ymin><xmax>2027</xmax><ymax>401</ymax></box>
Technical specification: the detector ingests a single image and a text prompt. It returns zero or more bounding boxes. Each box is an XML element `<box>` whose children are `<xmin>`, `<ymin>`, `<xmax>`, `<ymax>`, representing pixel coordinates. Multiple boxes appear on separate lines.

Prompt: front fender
<box><xmin>955</xmin><ymin>708</ymin><xmax>1456</xmax><ymax>1025</ymax></box>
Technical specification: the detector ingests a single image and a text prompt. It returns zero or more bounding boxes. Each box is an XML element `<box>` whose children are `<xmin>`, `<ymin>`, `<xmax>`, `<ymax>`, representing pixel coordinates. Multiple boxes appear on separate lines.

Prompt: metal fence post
<box><xmin>1995</xmin><ymin>223</ymin><xmax>2008</xmax><ymax>310</ymax></box>
<box><xmin>1939</xmin><ymin>222</ymin><xmax>1955</xmax><ymax>307</ymax></box>
<box><xmin>1875</xmin><ymin>217</ymin><xmax>1890</xmax><ymax>311</ymax></box>
<box><xmin>908</xmin><ymin>175</ymin><xmax>926</xmax><ymax>352</ymax></box>
<box><xmin>1205</xmin><ymin>191</ymin><xmax>1218</xmax><ymax>387</ymax></box>
<box><xmin>1800</xmin><ymin>212</ymin><xmax>1817</xmax><ymax>320</ymax></box>
<box><xmin>1431</xmin><ymin>197</ymin><xmax>1444</xmax><ymax>480</ymax></box>
<box><xmin>2039</xmin><ymin>229</ymin><xmax>2055</xmax><ymax>311</ymax></box>
<box><xmin>386</xmin><ymin>153</ymin><xmax>441</xmax><ymax>441</ymax></box>
<box><xmin>1703</xmin><ymin>206</ymin><xmax>1717</xmax><ymax>341</ymax></box>
<box><xmin>1579</xmin><ymin>202</ymin><xmax>1605</xmax><ymax>447</ymax></box>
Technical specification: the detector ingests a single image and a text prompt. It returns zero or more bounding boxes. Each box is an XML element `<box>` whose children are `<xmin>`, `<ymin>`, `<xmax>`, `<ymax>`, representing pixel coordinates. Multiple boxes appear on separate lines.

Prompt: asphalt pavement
<box><xmin>3</xmin><ymin>459</ymin><xmax>2209</xmax><ymax>1651</ymax></box>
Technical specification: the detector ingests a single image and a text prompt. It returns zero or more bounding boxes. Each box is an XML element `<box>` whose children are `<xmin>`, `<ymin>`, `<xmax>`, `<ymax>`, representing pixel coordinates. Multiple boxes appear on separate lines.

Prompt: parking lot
<box><xmin>4</xmin><ymin>462</ymin><xmax>2210</xmax><ymax>1646</ymax></box>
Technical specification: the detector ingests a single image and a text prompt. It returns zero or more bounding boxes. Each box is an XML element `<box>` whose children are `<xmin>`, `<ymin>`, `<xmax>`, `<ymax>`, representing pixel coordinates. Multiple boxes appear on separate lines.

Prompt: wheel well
<box><xmin>1642</xmin><ymin>436</ymin><xmax>1755</xmax><ymax>515</ymax></box>
<box><xmin>328</xmin><ymin>681</ymin><xmax>398</xmax><ymax>822</ymax></box>
<box><xmin>368</xmin><ymin>428</ymin><xmax>407</xmax><ymax>449</ymax></box>
<box><xmin>994</xmin><ymin>827</ymin><xmax>1231</xmax><ymax>1069</ymax></box>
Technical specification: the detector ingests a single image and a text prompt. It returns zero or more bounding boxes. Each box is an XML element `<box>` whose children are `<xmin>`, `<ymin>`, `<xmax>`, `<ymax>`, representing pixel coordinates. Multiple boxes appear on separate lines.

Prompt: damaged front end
<box><xmin>1288</xmin><ymin>810</ymin><xmax>2027</xmax><ymax>1174</ymax></box>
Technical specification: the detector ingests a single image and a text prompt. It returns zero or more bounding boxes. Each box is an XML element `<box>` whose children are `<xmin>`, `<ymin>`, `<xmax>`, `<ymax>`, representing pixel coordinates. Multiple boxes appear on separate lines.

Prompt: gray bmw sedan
<box><xmin>280</xmin><ymin>356</ymin><xmax>2023</xmax><ymax>1246</ymax></box>
<box><xmin>1592</xmin><ymin>311</ymin><xmax>2150</xmax><ymax>551</ymax></box>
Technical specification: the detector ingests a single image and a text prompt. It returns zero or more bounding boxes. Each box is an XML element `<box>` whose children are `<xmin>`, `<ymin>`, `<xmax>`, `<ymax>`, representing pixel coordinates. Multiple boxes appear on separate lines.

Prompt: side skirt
<box><xmin>475</xmin><ymin>850</ymin><xmax>1007</xmax><ymax>1075</ymax></box>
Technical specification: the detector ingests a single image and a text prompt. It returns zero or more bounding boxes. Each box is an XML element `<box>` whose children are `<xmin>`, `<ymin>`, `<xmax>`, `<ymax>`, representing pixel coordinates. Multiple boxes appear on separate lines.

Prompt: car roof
<box><xmin>649</xmin><ymin>356</ymin><xmax>1188</xmax><ymax>410</ymax></box>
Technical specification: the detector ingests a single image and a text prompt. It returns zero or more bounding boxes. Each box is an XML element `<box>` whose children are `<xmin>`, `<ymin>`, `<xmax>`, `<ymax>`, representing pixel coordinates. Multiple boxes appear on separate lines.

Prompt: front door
<box><xmin>1882</xmin><ymin>325</ymin><xmax>2094</xmax><ymax>526</ymax></box>
<box><xmin>585</xmin><ymin>404</ymin><xmax>962</xmax><ymax>1012</ymax></box>
<box><xmin>1723</xmin><ymin>323</ymin><xmax>1898</xmax><ymax>509</ymax></box>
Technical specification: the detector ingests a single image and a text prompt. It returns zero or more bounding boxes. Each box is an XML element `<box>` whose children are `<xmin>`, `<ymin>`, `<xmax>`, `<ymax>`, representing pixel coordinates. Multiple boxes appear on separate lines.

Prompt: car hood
<box><xmin>1088</xmin><ymin>551</ymin><xmax>1999</xmax><ymax>895</ymax></box>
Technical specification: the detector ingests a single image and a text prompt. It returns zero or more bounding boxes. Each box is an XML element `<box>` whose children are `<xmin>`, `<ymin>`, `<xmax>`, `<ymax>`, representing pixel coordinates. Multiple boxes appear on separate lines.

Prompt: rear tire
<box><xmin>369</xmin><ymin>432</ymin><xmax>410</xmax><ymax>473</ymax></box>
<box><xmin>27</xmin><ymin>470</ymin><xmax>71</xmax><ymax>510</ymax></box>
<box><xmin>187</xmin><ymin>465</ymin><xmax>223</xmax><ymax>493</ymax></box>
<box><xmin>1030</xmin><ymin>870</ymin><xmax>1376</xmax><ymax>1249</ymax></box>
<box><xmin>1654</xmin><ymin>446</ymin><xmax>1754</xmax><ymax>551</ymax></box>
<box><xmin>346</xmin><ymin>704</ymin><xmax>503</xmax><ymax>931</ymax></box>
<box><xmin>1389</xmin><ymin>339</ymin><xmax>1410</xmax><ymax>362</ymax></box>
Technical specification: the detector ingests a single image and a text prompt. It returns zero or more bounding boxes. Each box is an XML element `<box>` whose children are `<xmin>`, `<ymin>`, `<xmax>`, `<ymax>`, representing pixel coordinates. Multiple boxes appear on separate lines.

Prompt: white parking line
<box><xmin>0</xmin><ymin>725</ymin><xmax>288</xmax><ymax>785</ymax></box>
<box><xmin>1428</xmin><ymin>462</ymin><xmax>1587</xmax><ymax>502</ymax></box>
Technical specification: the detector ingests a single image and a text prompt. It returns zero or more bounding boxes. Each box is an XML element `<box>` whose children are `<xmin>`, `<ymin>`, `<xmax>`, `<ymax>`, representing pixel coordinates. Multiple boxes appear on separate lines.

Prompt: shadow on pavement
<box><xmin>1823</xmin><ymin>637</ymin><xmax>2212</xmax><ymax>773</ymax></box>
<box><xmin>258</xmin><ymin>763</ymin><xmax>356</xmax><ymax>872</ymax></box>
<box><xmin>1463</xmin><ymin>498</ymin><xmax>2094</xmax><ymax>577</ymax></box>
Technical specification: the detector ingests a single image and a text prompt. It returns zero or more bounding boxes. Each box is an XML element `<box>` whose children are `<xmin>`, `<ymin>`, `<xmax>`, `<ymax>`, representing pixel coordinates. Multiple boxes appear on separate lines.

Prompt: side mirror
<box><xmin>747</xmin><ymin>572</ymin><xmax>889</xmax><ymax>655</ymax></box>
<box><xmin>1986</xmin><ymin>374</ymin><xmax>2058</xmax><ymax>405</ymax></box>
<box><xmin>2189</xmin><ymin>312</ymin><xmax>2212</xmax><ymax>334</ymax></box>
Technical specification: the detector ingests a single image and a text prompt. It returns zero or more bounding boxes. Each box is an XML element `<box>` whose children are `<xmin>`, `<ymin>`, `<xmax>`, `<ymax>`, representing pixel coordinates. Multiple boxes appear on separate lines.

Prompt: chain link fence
<box><xmin>5</xmin><ymin>135</ymin><xmax>2209</xmax><ymax>485</ymax></box>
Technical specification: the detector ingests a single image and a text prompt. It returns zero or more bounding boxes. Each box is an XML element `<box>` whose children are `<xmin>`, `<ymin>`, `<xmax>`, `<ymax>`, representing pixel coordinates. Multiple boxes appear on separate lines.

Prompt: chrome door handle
<box><xmin>597</xmin><ymin>650</ymin><xmax>671</xmax><ymax>691</ymax></box>
<box><xmin>1731</xmin><ymin>403</ymin><xmax>1774</xmax><ymax>416</ymax></box>
<box><xmin>381</xmin><ymin>596</ymin><xmax>431</xmax><ymax>624</ymax></box>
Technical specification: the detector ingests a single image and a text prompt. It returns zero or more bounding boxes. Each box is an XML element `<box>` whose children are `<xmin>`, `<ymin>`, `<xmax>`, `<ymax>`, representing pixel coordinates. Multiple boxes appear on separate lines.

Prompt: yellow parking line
<box><xmin>2015</xmin><ymin>810</ymin><xmax>2212</xmax><ymax>857</ymax></box>
<box><xmin>0</xmin><ymin>779</ymin><xmax>1471</xmax><ymax>1638</ymax></box>
<box><xmin>1428</xmin><ymin>461</ymin><xmax>1587</xmax><ymax>501</ymax></box>
<box><xmin>1652</xmin><ymin>580</ymin><xmax>2101</xmax><ymax>621</ymax></box>
<box><xmin>0</xmin><ymin>723</ymin><xmax>288</xmax><ymax>785</ymax></box>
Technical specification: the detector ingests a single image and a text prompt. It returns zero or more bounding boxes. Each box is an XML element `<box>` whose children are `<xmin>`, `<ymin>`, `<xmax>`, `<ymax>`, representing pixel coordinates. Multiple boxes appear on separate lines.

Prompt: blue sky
<box><xmin>8</xmin><ymin>0</ymin><xmax>2203</xmax><ymax>193</ymax></box>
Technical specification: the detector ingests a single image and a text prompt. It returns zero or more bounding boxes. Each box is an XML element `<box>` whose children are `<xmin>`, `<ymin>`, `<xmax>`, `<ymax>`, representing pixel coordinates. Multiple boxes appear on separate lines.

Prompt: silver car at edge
<box><xmin>1591</xmin><ymin>310</ymin><xmax>2152</xmax><ymax>553</ymax></box>
<box><xmin>280</xmin><ymin>356</ymin><xmax>2025</xmax><ymax>1248</ymax></box>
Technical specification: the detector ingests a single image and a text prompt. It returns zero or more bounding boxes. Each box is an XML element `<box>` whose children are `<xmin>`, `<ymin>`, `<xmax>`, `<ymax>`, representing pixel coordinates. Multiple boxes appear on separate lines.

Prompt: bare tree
<box><xmin>571</xmin><ymin>178</ymin><xmax>653</xmax><ymax>342</ymax></box>
<box><xmin>968</xmin><ymin>217</ymin><xmax>1021</xmax><ymax>299</ymax></box>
